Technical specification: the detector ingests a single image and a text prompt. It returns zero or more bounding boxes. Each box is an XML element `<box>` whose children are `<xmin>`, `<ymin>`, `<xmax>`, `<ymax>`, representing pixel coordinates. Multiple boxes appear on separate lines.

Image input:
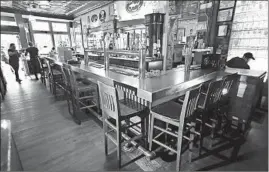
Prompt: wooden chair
<box><xmin>149</xmin><ymin>85</ymin><xmax>202</xmax><ymax>171</ymax></box>
<box><xmin>98</xmin><ymin>81</ymin><xmax>149</xmax><ymax>169</ymax></box>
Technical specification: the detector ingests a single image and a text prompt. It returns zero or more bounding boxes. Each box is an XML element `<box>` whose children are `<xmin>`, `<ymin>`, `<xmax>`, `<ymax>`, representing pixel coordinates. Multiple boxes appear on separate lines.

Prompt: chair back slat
<box><xmin>204</xmin><ymin>80</ymin><xmax>223</xmax><ymax>109</ymax></box>
<box><xmin>113</xmin><ymin>80</ymin><xmax>149</xmax><ymax>107</ymax></box>
<box><xmin>221</xmin><ymin>73</ymin><xmax>239</xmax><ymax>97</ymax></box>
<box><xmin>180</xmin><ymin>85</ymin><xmax>201</xmax><ymax>121</ymax></box>
<box><xmin>98</xmin><ymin>81</ymin><xmax>120</xmax><ymax>120</ymax></box>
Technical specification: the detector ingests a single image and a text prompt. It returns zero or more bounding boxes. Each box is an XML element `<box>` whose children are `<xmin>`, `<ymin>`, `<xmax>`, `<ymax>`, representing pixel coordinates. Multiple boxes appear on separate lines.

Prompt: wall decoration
<box><xmin>219</xmin><ymin>1</ymin><xmax>235</xmax><ymax>9</ymax></box>
<box><xmin>197</xmin><ymin>21</ymin><xmax>208</xmax><ymax>31</ymax></box>
<box><xmin>91</xmin><ymin>14</ymin><xmax>98</xmax><ymax>23</ymax></box>
<box><xmin>217</xmin><ymin>8</ymin><xmax>233</xmax><ymax>22</ymax></box>
<box><xmin>125</xmin><ymin>0</ymin><xmax>143</xmax><ymax>13</ymax></box>
<box><xmin>177</xmin><ymin>28</ymin><xmax>185</xmax><ymax>42</ymax></box>
<box><xmin>99</xmin><ymin>10</ymin><xmax>106</xmax><ymax>23</ymax></box>
<box><xmin>115</xmin><ymin>1</ymin><xmax>166</xmax><ymax>21</ymax></box>
<box><xmin>218</xmin><ymin>25</ymin><xmax>228</xmax><ymax>36</ymax></box>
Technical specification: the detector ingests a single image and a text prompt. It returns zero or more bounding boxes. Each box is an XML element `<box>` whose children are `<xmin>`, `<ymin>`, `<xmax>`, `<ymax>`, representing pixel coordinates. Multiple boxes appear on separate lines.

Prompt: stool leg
<box><xmin>176</xmin><ymin>129</ymin><xmax>184</xmax><ymax>172</ymax></box>
<box><xmin>116</xmin><ymin>119</ymin><xmax>122</xmax><ymax>169</ymax></box>
<box><xmin>149</xmin><ymin>114</ymin><xmax>155</xmax><ymax>151</ymax></box>
<box><xmin>188</xmin><ymin>125</ymin><xmax>195</xmax><ymax>163</ymax></box>
<box><xmin>103</xmin><ymin>119</ymin><xmax>108</xmax><ymax>156</ymax></box>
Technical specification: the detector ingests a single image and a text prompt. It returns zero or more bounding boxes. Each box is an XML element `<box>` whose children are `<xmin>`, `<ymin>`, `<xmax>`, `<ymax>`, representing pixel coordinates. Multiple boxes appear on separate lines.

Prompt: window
<box><xmin>34</xmin><ymin>33</ymin><xmax>53</xmax><ymax>54</ymax></box>
<box><xmin>32</xmin><ymin>21</ymin><xmax>50</xmax><ymax>31</ymax></box>
<box><xmin>228</xmin><ymin>1</ymin><xmax>268</xmax><ymax>71</ymax></box>
<box><xmin>54</xmin><ymin>34</ymin><xmax>70</xmax><ymax>48</ymax></box>
<box><xmin>52</xmin><ymin>22</ymin><xmax>68</xmax><ymax>32</ymax></box>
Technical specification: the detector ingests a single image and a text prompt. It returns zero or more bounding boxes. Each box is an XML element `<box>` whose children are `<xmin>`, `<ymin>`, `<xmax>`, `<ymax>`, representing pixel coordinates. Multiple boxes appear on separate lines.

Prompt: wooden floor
<box><xmin>1</xmin><ymin>64</ymin><xmax>268</xmax><ymax>171</ymax></box>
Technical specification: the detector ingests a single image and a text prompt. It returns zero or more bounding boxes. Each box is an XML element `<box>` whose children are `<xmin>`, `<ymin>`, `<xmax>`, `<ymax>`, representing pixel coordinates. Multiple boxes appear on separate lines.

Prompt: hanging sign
<box><xmin>115</xmin><ymin>1</ymin><xmax>166</xmax><ymax>21</ymax></box>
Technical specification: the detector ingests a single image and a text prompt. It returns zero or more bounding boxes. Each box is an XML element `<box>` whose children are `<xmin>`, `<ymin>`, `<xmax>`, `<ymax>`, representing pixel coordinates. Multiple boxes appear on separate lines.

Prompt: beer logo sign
<box><xmin>126</xmin><ymin>0</ymin><xmax>143</xmax><ymax>13</ymax></box>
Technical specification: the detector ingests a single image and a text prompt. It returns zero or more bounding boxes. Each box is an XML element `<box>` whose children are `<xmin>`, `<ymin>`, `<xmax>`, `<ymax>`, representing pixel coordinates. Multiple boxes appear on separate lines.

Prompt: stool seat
<box><xmin>119</xmin><ymin>99</ymin><xmax>148</xmax><ymax>119</ymax></box>
<box><xmin>76</xmin><ymin>82</ymin><xmax>96</xmax><ymax>92</ymax></box>
<box><xmin>152</xmin><ymin>101</ymin><xmax>182</xmax><ymax>120</ymax></box>
<box><xmin>52</xmin><ymin>69</ymin><xmax>62</xmax><ymax>75</ymax></box>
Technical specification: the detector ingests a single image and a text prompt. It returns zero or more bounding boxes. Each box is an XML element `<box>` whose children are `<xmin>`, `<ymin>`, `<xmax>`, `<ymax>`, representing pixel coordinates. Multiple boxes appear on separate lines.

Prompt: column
<box><xmin>14</xmin><ymin>13</ymin><xmax>28</xmax><ymax>49</ymax></box>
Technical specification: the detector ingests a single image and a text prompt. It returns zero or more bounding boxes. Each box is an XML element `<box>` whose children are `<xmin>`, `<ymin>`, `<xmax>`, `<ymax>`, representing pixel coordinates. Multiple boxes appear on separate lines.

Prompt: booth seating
<box><xmin>149</xmin><ymin>85</ymin><xmax>202</xmax><ymax>171</ymax></box>
<box><xmin>98</xmin><ymin>81</ymin><xmax>150</xmax><ymax>169</ymax></box>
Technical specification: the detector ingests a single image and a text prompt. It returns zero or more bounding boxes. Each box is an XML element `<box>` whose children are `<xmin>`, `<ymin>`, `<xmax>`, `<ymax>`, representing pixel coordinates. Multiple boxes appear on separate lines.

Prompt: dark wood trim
<box><xmin>0</xmin><ymin>7</ymin><xmax>74</xmax><ymax>20</ymax></box>
<box><xmin>1</xmin><ymin>25</ymin><xmax>20</xmax><ymax>33</ymax></box>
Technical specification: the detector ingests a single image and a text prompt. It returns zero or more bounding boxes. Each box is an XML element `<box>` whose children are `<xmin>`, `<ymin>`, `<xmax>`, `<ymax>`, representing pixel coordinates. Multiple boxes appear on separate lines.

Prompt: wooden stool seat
<box><xmin>119</xmin><ymin>101</ymin><xmax>148</xmax><ymax>120</ymax></box>
<box><xmin>152</xmin><ymin>101</ymin><xmax>183</xmax><ymax>121</ymax></box>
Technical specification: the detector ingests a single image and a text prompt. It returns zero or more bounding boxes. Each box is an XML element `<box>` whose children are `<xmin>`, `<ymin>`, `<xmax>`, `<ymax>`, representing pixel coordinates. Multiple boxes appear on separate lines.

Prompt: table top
<box><xmin>45</xmin><ymin>56</ymin><xmax>266</xmax><ymax>106</ymax></box>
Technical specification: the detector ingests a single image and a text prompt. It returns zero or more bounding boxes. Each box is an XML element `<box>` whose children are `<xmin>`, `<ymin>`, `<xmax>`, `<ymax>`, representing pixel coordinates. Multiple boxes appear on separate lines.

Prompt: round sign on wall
<box><xmin>91</xmin><ymin>14</ymin><xmax>98</xmax><ymax>23</ymax></box>
<box><xmin>126</xmin><ymin>0</ymin><xmax>143</xmax><ymax>13</ymax></box>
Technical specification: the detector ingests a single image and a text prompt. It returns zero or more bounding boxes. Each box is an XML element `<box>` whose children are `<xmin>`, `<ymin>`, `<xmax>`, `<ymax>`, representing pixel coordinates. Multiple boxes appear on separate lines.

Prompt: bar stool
<box><xmin>196</xmin><ymin>79</ymin><xmax>224</xmax><ymax>150</ymax></box>
<box><xmin>98</xmin><ymin>81</ymin><xmax>149</xmax><ymax>169</ymax></box>
<box><xmin>61</xmin><ymin>64</ymin><xmax>82</xmax><ymax>125</ymax></box>
<box><xmin>149</xmin><ymin>85</ymin><xmax>202</xmax><ymax>171</ymax></box>
<box><xmin>199</xmin><ymin>75</ymin><xmax>250</xmax><ymax>162</ymax></box>
<box><xmin>114</xmin><ymin>81</ymin><xmax>149</xmax><ymax>137</ymax></box>
<box><xmin>46</xmin><ymin>60</ymin><xmax>64</xmax><ymax>97</ymax></box>
<box><xmin>68</xmin><ymin>68</ymin><xmax>100</xmax><ymax>121</ymax></box>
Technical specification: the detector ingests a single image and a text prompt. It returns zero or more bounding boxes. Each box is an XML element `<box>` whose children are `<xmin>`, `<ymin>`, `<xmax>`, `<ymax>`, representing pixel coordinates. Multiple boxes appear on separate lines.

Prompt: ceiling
<box><xmin>0</xmin><ymin>1</ymin><xmax>111</xmax><ymax>19</ymax></box>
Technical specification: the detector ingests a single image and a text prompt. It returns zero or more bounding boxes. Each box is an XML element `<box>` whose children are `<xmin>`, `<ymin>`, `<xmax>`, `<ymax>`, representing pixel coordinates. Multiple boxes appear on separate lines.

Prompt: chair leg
<box><xmin>210</xmin><ymin>123</ymin><xmax>216</xmax><ymax>148</ymax></box>
<box><xmin>116</xmin><ymin>119</ymin><xmax>122</xmax><ymax>169</ymax></box>
<box><xmin>176</xmin><ymin>130</ymin><xmax>184</xmax><ymax>172</ymax></box>
<box><xmin>149</xmin><ymin>114</ymin><xmax>155</xmax><ymax>151</ymax></box>
<box><xmin>103</xmin><ymin>119</ymin><xmax>108</xmax><ymax>156</ymax></box>
<box><xmin>188</xmin><ymin>127</ymin><xmax>195</xmax><ymax>163</ymax></box>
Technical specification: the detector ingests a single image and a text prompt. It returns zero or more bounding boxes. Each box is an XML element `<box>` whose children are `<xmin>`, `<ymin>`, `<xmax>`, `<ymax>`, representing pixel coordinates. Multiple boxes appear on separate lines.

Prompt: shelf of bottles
<box><xmin>228</xmin><ymin>1</ymin><xmax>268</xmax><ymax>71</ymax></box>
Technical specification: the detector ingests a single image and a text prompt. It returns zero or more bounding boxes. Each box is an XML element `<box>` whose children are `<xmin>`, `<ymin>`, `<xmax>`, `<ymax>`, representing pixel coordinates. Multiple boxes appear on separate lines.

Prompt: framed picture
<box><xmin>217</xmin><ymin>8</ymin><xmax>233</xmax><ymax>22</ymax></box>
<box><xmin>177</xmin><ymin>28</ymin><xmax>185</xmax><ymax>42</ymax></box>
<box><xmin>218</xmin><ymin>25</ymin><xmax>228</xmax><ymax>36</ymax></box>
<box><xmin>219</xmin><ymin>1</ymin><xmax>235</xmax><ymax>9</ymax></box>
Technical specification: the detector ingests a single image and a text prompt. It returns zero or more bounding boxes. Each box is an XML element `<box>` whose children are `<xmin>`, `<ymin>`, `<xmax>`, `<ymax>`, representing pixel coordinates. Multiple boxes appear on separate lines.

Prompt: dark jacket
<box><xmin>25</xmin><ymin>47</ymin><xmax>39</xmax><ymax>59</ymax></box>
<box><xmin>226</xmin><ymin>57</ymin><xmax>250</xmax><ymax>69</ymax></box>
<box><xmin>8</xmin><ymin>49</ymin><xmax>20</xmax><ymax>68</ymax></box>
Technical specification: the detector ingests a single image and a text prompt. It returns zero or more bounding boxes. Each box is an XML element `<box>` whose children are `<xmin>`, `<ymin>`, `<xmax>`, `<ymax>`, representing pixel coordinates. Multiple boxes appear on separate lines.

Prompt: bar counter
<box><xmin>45</xmin><ymin>57</ymin><xmax>266</xmax><ymax>107</ymax></box>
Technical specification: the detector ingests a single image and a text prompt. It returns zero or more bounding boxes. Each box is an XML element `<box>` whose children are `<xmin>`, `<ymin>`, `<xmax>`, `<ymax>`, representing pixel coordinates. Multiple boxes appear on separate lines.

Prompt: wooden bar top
<box><xmin>45</xmin><ymin>57</ymin><xmax>266</xmax><ymax>106</ymax></box>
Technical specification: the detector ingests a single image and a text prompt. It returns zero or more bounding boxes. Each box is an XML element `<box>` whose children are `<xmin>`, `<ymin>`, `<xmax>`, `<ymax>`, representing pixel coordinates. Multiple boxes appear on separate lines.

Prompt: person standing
<box><xmin>25</xmin><ymin>42</ymin><xmax>39</xmax><ymax>80</ymax></box>
<box><xmin>8</xmin><ymin>43</ymin><xmax>21</xmax><ymax>83</ymax></box>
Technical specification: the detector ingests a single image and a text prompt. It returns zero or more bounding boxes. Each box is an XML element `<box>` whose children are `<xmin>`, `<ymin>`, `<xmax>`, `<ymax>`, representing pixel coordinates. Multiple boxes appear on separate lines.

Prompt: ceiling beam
<box><xmin>0</xmin><ymin>7</ymin><xmax>74</xmax><ymax>20</ymax></box>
